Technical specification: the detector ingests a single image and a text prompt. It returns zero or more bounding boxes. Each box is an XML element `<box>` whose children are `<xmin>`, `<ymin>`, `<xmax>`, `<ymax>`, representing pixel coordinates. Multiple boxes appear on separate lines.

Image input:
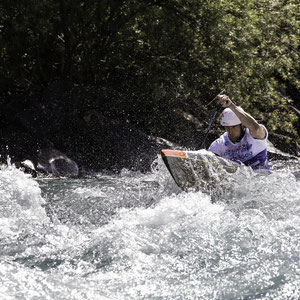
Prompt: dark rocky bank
<box><xmin>1</xmin><ymin>81</ymin><xmax>299</xmax><ymax>174</ymax></box>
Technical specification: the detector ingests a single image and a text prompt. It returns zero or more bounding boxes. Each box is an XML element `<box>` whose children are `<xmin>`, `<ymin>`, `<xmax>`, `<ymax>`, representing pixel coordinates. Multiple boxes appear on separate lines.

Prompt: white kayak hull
<box><xmin>161</xmin><ymin>149</ymin><xmax>272</xmax><ymax>192</ymax></box>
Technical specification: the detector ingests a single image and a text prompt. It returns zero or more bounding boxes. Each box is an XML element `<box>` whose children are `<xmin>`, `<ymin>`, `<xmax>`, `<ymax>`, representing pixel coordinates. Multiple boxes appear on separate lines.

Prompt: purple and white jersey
<box><xmin>208</xmin><ymin>126</ymin><xmax>269</xmax><ymax>169</ymax></box>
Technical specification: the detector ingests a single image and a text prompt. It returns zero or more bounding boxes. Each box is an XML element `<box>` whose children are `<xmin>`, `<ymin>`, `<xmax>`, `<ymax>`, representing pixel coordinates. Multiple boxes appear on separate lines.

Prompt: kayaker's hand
<box><xmin>217</xmin><ymin>95</ymin><xmax>232</xmax><ymax>107</ymax></box>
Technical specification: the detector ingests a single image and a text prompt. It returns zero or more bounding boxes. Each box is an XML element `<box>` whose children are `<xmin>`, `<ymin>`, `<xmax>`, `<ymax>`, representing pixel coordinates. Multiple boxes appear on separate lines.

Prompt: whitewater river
<box><xmin>1</xmin><ymin>155</ymin><xmax>300</xmax><ymax>299</ymax></box>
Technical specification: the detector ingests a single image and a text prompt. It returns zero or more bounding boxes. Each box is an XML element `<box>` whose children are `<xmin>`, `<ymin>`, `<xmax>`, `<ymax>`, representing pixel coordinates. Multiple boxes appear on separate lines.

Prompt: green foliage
<box><xmin>0</xmin><ymin>0</ymin><xmax>299</xmax><ymax>144</ymax></box>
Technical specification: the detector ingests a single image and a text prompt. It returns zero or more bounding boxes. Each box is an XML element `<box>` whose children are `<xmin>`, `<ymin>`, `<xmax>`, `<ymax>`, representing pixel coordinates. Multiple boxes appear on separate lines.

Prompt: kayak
<box><xmin>161</xmin><ymin>149</ymin><xmax>240</xmax><ymax>192</ymax></box>
<box><xmin>161</xmin><ymin>149</ymin><xmax>299</xmax><ymax>192</ymax></box>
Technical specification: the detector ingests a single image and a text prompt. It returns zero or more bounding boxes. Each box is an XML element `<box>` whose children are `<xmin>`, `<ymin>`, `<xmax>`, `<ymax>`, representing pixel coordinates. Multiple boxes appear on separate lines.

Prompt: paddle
<box><xmin>196</xmin><ymin>91</ymin><xmax>225</xmax><ymax>149</ymax></box>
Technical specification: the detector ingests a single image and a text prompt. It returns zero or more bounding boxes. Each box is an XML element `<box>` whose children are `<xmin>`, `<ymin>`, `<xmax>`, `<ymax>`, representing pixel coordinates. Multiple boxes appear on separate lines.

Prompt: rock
<box><xmin>36</xmin><ymin>148</ymin><xmax>79</xmax><ymax>177</ymax></box>
<box><xmin>14</xmin><ymin>160</ymin><xmax>37</xmax><ymax>177</ymax></box>
<box><xmin>14</xmin><ymin>148</ymin><xmax>79</xmax><ymax>177</ymax></box>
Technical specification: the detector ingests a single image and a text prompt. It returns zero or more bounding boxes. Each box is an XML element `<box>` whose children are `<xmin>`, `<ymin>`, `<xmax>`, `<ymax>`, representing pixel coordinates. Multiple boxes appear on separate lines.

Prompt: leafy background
<box><xmin>0</xmin><ymin>0</ymin><xmax>299</xmax><ymax>166</ymax></box>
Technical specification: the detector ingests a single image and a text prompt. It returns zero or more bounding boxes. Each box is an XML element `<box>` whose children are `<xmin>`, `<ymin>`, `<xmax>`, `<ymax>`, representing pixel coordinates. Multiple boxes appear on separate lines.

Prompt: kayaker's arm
<box><xmin>217</xmin><ymin>95</ymin><xmax>266</xmax><ymax>139</ymax></box>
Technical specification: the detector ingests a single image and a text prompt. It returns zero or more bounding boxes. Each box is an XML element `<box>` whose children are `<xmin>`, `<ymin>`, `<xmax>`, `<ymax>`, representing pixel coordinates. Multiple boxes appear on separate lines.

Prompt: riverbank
<box><xmin>1</xmin><ymin>82</ymin><xmax>299</xmax><ymax>173</ymax></box>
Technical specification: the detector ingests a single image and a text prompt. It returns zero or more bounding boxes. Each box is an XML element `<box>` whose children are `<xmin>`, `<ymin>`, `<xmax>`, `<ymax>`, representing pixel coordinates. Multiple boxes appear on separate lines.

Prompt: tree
<box><xmin>0</xmin><ymin>0</ymin><xmax>299</xmax><ymax>147</ymax></box>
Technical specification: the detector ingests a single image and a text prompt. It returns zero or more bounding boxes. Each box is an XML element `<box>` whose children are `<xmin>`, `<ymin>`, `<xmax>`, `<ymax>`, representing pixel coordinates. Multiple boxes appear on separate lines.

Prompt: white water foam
<box><xmin>76</xmin><ymin>163</ymin><xmax>300</xmax><ymax>299</ymax></box>
<box><xmin>0</xmin><ymin>157</ymin><xmax>299</xmax><ymax>299</ymax></box>
<box><xmin>0</xmin><ymin>163</ymin><xmax>48</xmax><ymax>238</ymax></box>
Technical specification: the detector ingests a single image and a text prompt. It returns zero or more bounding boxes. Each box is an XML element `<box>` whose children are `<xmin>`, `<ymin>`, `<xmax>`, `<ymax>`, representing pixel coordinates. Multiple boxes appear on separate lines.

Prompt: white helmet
<box><xmin>220</xmin><ymin>108</ymin><xmax>241</xmax><ymax>126</ymax></box>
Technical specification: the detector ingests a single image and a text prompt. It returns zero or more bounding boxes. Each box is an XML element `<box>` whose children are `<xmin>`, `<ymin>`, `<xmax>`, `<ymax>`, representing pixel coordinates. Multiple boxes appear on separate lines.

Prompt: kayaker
<box><xmin>208</xmin><ymin>94</ymin><xmax>270</xmax><ymax>170</ymax></box>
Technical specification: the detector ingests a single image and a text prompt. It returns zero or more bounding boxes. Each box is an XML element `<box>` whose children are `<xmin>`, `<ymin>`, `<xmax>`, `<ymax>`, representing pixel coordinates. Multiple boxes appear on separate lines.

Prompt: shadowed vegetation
<box><xmin>1</xmin><ymin>0</ymin><xmax>299</xmax><ymax>158</ymax></box>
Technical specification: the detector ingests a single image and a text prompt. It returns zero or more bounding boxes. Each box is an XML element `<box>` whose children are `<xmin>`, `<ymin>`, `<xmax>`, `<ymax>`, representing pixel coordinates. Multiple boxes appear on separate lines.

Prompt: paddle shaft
<box><xmin>197</xmin><ymin>104</ymin><xmax>223</xmax><ymax>149</ymax></box>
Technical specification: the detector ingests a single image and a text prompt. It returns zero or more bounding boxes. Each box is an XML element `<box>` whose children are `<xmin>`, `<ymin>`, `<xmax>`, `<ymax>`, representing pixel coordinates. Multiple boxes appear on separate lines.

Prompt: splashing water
<box><xmin>0</xmin><ymin>156</ymin><xmax>300</xmax><ymax>299</ymax></box>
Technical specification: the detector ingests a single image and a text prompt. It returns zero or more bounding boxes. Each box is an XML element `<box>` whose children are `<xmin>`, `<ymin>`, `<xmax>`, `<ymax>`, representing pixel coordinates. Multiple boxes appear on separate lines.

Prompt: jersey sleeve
<box><xmin>260</xmin><ymin>125</ymin><xmax>268</xmax><ymax>140</ymax></box>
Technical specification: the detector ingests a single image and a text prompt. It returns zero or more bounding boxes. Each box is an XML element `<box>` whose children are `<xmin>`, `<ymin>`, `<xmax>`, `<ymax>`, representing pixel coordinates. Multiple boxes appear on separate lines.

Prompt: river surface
<box><xmin>1</xmin><ymin>154</ymin><xmax>300</xmax><ymax>300</ymax></box>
